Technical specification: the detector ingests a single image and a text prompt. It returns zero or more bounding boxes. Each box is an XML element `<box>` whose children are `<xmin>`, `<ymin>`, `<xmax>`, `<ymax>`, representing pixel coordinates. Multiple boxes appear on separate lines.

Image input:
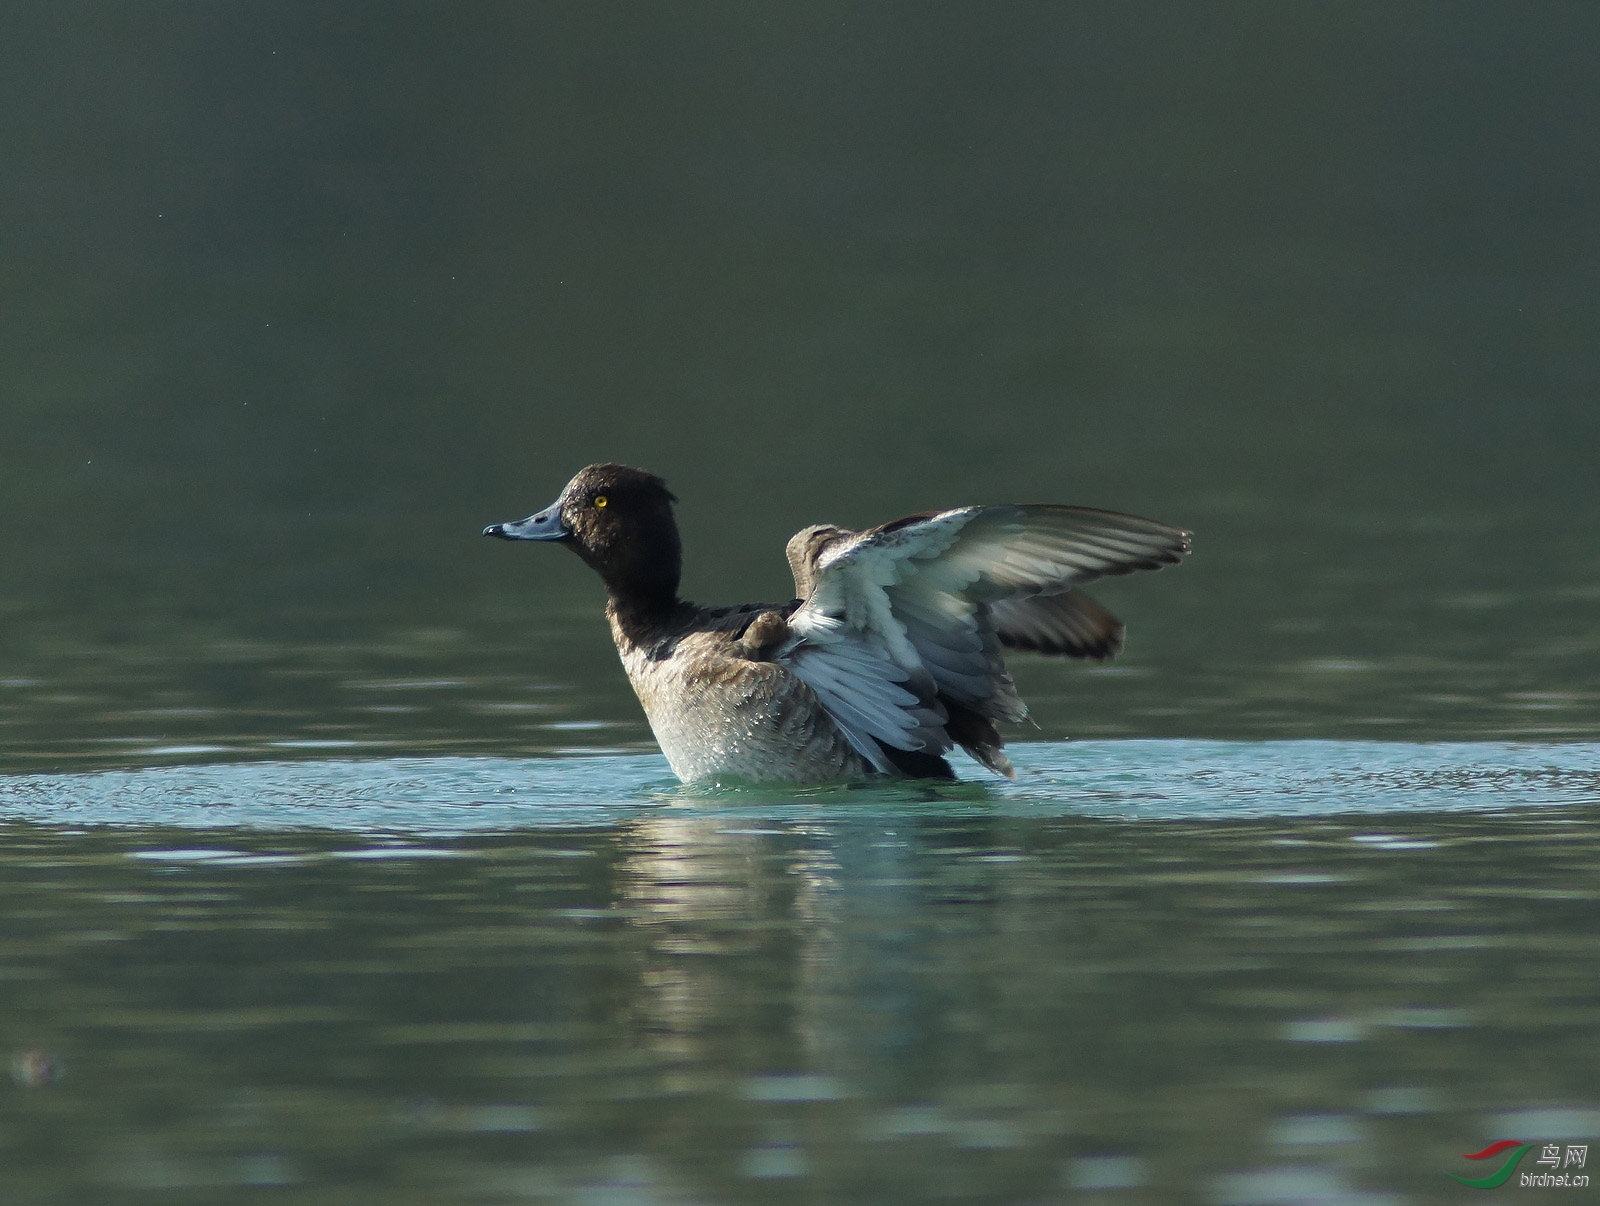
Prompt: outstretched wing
<box><xmin>859</xmin><ymin>505</ymin><xmax>1191</xmax><ymax>605</ymax></box>
<box><xmin>778</xmin><ymin>503</ymin><xmax>1187</xmax><ymax>775</ymax></box>
<box><xmin>792</xmin><ymin>504</ymin><xmax>1189</xmax><ymax>722</ymax></box>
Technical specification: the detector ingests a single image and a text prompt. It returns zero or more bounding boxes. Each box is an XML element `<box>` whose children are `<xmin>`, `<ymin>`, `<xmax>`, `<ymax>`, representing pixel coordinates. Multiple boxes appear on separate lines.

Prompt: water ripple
<box><xmin>0</xmin><ymin>740</ymin><xmax>1595</xmax><ymax>833</ymax></box>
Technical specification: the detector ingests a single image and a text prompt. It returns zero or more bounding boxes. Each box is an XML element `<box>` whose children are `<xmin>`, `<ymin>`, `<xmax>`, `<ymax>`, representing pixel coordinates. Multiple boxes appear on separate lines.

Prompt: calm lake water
<box><xmin>2</xmin><ymin>744</ymin><xmax>1598</xmax><ymax>1205</ymax></box>
<box><xmin>5</xmin><ymin>5</ymin><xmax>1600</xmax><ymax>1203</ymax></box>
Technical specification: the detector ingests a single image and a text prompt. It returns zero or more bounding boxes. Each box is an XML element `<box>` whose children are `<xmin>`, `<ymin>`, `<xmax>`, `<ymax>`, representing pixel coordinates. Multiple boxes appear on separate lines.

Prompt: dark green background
<box><xmin>4</xmin><ymin>3</ymin><xmax>1598</xmax><ymax>760</ymax></box>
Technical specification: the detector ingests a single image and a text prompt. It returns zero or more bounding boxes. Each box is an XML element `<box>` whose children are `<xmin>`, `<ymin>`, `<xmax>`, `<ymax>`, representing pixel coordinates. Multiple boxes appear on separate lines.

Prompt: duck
<box><xmin>484</xmin><ymin>463</ymin><xmax>1190</xmax><ymax>784</ymax></box>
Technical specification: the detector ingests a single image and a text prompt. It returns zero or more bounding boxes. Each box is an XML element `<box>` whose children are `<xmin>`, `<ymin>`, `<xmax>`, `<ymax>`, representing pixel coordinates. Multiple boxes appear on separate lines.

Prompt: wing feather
<box><xmin>988</xmin><ymin>589</ymin><xmax>1125</xmax><ymax>659</ymax></box>
<box><xmin>780</xmin><ymin>614</ymin><xmax>949</xmax><ymax>771</ymax></box>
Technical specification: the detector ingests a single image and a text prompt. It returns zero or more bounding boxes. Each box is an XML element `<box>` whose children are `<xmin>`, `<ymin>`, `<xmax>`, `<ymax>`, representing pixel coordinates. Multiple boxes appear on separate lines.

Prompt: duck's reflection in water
<box><xmin>613</xmin><ymin>814</ymin><xmax>964</xmax><ymax>1090</ymax></box>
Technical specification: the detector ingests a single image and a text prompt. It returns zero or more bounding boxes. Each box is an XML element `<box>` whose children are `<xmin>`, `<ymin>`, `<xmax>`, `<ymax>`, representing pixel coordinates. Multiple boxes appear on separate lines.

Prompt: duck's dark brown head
<box><xmin>485</xmin><ymin>463</ymin><xmax>681</xmax><ymax>607</ymax></box>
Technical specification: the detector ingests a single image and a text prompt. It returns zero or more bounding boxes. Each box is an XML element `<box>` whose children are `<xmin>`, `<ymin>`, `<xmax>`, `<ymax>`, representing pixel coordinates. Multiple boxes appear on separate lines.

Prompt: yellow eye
<box><xmin>593</xmin><ymin>495</ymin><xmax>608</xmax><ymax>508</ymax></box>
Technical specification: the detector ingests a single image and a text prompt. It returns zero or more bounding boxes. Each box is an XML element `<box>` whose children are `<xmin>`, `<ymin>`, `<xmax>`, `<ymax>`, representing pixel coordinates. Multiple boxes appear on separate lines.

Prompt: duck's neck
<box><xmin>605</xmin><ymin>585</ymin><xmax>685</xmax><ymax>650</ymax></box>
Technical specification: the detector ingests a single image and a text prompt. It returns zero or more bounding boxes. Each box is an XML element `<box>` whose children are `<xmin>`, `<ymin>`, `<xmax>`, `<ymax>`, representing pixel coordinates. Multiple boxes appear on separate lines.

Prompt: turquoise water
<box><xmin>3</xmin><ymin>741</ymin><xmax>1598</xmax><ymax>830</ymax></box>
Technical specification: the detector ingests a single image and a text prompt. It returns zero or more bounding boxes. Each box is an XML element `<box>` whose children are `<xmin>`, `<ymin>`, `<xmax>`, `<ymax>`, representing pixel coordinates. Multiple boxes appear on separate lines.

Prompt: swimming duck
<box><xmin>485</xmin><ymin>464</ymin><xmax>1189</xmax><ymax>784</ymax></box>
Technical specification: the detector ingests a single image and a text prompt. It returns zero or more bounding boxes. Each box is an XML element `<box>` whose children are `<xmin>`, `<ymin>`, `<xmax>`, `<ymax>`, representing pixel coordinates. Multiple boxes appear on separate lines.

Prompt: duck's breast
<box><xmin>616</xmin><ymin>632</ymin><xmax>867</xmax><ymax>783</ymax></box>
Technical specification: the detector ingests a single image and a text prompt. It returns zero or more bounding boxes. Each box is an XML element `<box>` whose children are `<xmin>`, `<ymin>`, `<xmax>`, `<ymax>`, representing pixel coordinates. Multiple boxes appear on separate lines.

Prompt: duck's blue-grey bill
<box><xmin>483</xmin><ymin>504</ymin><xmax>570</xmax><ymax>541</ymax></box>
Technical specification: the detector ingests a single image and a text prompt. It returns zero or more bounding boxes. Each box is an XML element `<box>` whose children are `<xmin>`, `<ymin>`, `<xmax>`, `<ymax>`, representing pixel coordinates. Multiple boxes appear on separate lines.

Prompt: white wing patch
<box><xmin>782</xmin><ymin>613</ymin><xmax>948</xmax><ymax>773</ymax></box>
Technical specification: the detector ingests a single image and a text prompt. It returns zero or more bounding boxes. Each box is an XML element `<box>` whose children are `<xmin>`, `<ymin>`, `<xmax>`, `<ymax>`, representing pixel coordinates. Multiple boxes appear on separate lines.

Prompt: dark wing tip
<box><xmin>996</xmin><ymin>627</ymin><xmax>1125</xmax><ymax>660</ymax></box>
<box><xmin>989</xmin><ymin>590</ymin><xmax>1127</xmax><ymax>660</ymax></box>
